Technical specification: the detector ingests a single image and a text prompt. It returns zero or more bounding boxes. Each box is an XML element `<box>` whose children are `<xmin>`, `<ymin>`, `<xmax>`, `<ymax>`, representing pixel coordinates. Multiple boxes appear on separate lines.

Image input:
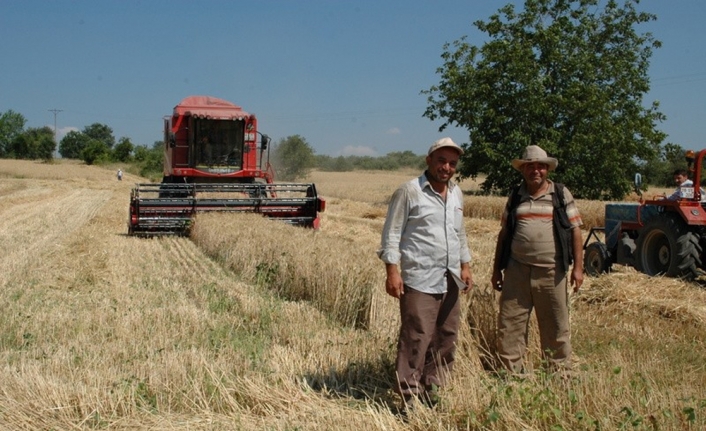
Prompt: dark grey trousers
<box><xmin>395</xmin><ymin>277</ymin><xmax>460</xmax><ymax>397</ymax></box>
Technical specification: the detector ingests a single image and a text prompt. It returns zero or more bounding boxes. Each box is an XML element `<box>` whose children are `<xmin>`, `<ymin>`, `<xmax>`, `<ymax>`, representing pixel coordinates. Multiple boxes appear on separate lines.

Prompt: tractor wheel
<box><xmin>584</xmin><ymin>242</ymin><xmax>611</xmax><ymax>276</ymax></box>
<box><xmin>635</xmin><ymin>215</ymin><xmax>702</xmax><ymax>280</ymax></box>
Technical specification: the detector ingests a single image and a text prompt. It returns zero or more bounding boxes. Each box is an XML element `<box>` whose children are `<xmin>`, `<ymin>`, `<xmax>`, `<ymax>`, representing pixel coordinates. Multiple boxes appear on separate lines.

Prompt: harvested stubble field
<box><xmin>1</xmin><ymin>159</ymin><xmax>705</xmax><ymax>430</ymax></box>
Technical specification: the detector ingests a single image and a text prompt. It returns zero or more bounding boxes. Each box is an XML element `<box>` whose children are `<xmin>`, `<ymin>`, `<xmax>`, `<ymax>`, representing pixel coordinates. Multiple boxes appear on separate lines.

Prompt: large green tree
<box><xmin>423</xmin><ymin>0</ymin><xmax>665</xmax><ymax>199</ymax></box>
<box><xmin>7</xmin><ymin>126</ymin><xmax>55</xmax><ymax>160</ymax></box>
<box><xmin>80</xmin><ymin>139</ymin><xmax>110</xmax><ymax>165</ymax></box>
<box><xmin>112</xmin><ymin>137</ymin><xmax>134</xmax><ymax>162</ymax></box>
<box><xmin>273</xmin><ymin>135</ymin><xmax>315</xmax><ymax>181</ymax></box>
<box><xmin>59</xmin><ymin>130</ymin><xmax>91</xmax><ymax>159</ymax></box>
<box><xmin>83</xmin><ymin>123</ymin><xmax>116</xmax><ymax>149</ymax></box>
<box><xmin>0</xmin><ymin>110</ymin><xmax>27</xmax><ymax>157</ymax></box>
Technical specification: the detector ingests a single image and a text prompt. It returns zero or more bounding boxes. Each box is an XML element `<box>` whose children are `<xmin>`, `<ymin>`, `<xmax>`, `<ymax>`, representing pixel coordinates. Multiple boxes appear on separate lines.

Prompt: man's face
<box><xmin>521</xmin><ymin>162</ymin><xmax>549</xmax><ymax>187</ymax></box>
<box><xmin>425</xmin><ymin>148</ymin><xmax>460</xmax><ymax>184</ymax></box>
<box><xmin>674</xmin><ymin>174</ymin><xmax>688</xmax><ymax>185</ymax></box>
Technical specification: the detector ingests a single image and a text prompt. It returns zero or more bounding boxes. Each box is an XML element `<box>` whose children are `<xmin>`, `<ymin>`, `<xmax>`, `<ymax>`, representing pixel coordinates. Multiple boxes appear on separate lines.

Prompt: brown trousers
<box><xmin>395</xmin><ymin>277</ymin><xmax>460</xmax><ymax>397</ymax></box>
<box><xmin>497</xmin><ymin>258</ymin><xmax>571</xmax><ymax>373</ymax></box>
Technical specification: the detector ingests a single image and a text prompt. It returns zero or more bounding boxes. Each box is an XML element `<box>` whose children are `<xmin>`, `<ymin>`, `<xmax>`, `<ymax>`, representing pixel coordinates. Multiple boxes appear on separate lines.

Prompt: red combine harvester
<box><xmin>128</xmin><ymin>96</ymin><xmax>325</xmax><ymax>236</ymax></box>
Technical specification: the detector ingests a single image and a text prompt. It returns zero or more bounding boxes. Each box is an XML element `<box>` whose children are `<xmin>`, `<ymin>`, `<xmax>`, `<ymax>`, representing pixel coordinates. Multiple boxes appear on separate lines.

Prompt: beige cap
<box><xmin>511</xmin><ymin>145</ymin><xmax>558</xmax><ymax>171</ymax></box>
<box><xmin>427</xmin><ymin>137</ymin><xmax>464</xmax><ymax>156</ymax></box>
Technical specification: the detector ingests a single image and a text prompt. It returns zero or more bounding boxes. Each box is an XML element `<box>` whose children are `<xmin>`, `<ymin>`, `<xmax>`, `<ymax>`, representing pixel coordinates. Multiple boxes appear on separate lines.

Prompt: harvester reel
<box><xmin>584</xmin><ymin>242</ymin><xmax>611</xmax><ymax>276</ymax></box>
<box><xmin>635</xmin><ymin>216</ymin><xmax>701</xmax><ymax>280</ymax></box>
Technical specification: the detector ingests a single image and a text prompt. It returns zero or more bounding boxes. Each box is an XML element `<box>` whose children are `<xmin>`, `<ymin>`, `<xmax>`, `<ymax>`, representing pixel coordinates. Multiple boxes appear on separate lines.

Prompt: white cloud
<box><xmin>339</xmin><ymin>145</ymin><xmax>378</xmax><ymax>157</ymax></box>
<box><xmin>57</xmin><ymin>126</ymin><xmax>78</xmax><ymax>141</ymax></box>
<box><xmin>386</xmin><ymin>127</ymin><xmax>401</xmax><ymax>135</ymax></box>
<box><xmin>46</xmin><ymin>125</ymin><xmax>78</xmax><ymax>142</ymax></box>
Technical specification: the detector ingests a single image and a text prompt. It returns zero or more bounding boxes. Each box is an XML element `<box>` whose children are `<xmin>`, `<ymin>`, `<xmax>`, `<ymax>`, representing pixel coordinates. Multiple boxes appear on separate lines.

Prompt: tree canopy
<box><xmin>6</xmin><ymin>126</ymin><xmax>55</xmax><ymax>160</ymax></box>
<box><xmin>0</xmin><ymin>110</ymin><xmax>27</xmax><ymax>157</ymax></box>
<box><xmin>272</xmin><ymin>135</ymin><xmax>316</xmax><ymax>181</ymax></box>
<box><xmin>113</xmin><ymin>137</ymin><xmax>135</xmax><ymax>163</ymax></box>
<box><xmin>80</xmin><ymin>139</ymin><xmax>110</xmax><ymax>165</ymax></box>
<box><xmin>423</xmin><ymin>0</ymin><xmax>665</xmax><ymax>199</ymax></box>
<box><xmin>59</xmin><ymin>130</ymin><xmax>91</xmax><ymax>159</ymax></box>
<box><xmin>59</xmin><ymin>124</ymin><xmax>134</xmax><ymax>165</ymax></box>
<box><xmin>83</xmin><ymin>123</ymin><xmax>116</xmax><ymax>149</ymax></box>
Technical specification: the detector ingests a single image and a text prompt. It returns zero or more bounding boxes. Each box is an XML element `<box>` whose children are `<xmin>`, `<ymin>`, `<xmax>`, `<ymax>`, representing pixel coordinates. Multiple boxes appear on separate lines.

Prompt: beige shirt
<box><xmin>501</xmin><ymin>181</ymin><xmax>582</xmax><ymax>267</ymax></box>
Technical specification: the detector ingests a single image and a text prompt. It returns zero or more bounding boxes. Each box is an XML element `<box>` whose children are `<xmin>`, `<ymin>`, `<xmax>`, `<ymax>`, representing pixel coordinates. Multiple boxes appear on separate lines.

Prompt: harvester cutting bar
<box><xmin>132</xmin><ymin>182</ymin><xmax>316</xmax><ymax>195</ymax></box>
<box><xmin>128</xmin><ymin>182</ymin><xmax>325</xmax><ymax>236</ymax></box>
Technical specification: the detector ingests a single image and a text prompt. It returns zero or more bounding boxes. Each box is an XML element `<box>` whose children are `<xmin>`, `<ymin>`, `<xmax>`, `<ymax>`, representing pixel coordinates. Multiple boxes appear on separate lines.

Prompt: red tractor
<box><xmin>584</xmin><ymin>150</ymin><xmax>706</xmax><ymax>280</ymax></box>
<box><xmin>128</xmin><ymin>96</ymin><xmax>325</xmax><ymax>236</ymax></box>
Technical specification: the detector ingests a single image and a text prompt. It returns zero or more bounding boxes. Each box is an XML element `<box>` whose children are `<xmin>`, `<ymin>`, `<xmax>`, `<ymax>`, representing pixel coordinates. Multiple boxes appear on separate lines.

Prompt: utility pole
<box><xmin>48</xmin><ymin>109</ymin><xmax>62</xmax><ymax>143</ymax></box>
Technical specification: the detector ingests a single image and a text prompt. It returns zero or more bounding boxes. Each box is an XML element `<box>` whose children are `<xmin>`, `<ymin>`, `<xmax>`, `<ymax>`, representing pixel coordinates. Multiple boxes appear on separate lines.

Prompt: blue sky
<box><xmin>2</xmin><ymin>0</ymin><xmax>705</xmax><ymax>157</ymax></box>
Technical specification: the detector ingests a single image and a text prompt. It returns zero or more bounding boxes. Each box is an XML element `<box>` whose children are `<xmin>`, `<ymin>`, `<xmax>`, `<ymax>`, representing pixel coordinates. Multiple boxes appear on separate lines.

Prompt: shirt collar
<box><xmin>420</xmin><ymin>171</ymin><xmax>457</xmax><ymax>192</ymax></box>
<box><xmin>519</xmin><ymin>179</ymin><xmax>554</xmax><ymax>198</ymax></box>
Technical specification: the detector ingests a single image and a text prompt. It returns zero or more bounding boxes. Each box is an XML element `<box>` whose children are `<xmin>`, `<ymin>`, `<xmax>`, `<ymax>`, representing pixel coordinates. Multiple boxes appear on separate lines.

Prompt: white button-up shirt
<box><xmin>377</xmin><ymin>172</ymin><xmax>471</xmax><ymax>294</ymax></box>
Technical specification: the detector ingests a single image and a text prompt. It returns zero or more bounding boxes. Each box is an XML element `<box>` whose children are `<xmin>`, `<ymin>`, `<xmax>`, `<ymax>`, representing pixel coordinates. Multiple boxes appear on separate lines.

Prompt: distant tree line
<box><xmin>271</xmin><ymin>135</ymin><xmax>427</xmax><ymax>181</ymax></box>
<box><xmin>0</xmin><ymin>108</ymin><xmax>690</xmax><ymax>189</ymax></box>
<box><xmin>0</xmin><ymin>109</ymin><xmax>163</xmax><ymax>178</ymax></box>
<box><xmin>315</xmin><ymin>150</ymin><xmax>426</xmax><ymax>172</ymax></box>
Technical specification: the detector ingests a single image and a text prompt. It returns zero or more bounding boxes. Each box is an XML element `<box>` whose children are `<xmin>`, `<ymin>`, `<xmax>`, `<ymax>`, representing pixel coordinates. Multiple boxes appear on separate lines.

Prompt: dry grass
<box><xmin>306</xmin><ymin>169</ymin><xmax>626</xmax><ymax>232</ymax></box>
<box><xmin>191</xmin><ymin>213</ymin><xmax>378</xmax><ymax>329</ymax></box>
<box><xmin>0</xmin><ymin>160</ymin><xmax>704</xmax><ymax>430</ymax></box>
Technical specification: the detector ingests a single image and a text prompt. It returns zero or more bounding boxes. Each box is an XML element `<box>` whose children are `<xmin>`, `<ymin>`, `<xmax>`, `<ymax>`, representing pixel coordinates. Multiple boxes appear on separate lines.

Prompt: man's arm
<box><xmin>378</xmin><ymin>186</ymin><xmax>409</xmax><ymax>299</ymax></box>
<box><xmin>571</xmin><ymin>227</ymin><xmax>584</xmax><ymax>292</ymax></box>
<box><xmin>491</xmin><ymin>225</ymin><xmax>508</xmax><ymax>291</ymax></box>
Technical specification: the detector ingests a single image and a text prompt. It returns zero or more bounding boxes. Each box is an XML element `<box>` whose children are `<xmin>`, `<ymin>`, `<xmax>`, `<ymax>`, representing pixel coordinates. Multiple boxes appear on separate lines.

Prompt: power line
<box><xmin>48</xmin><ymin>109</ymin><xmax>63</xmax><ymax>142</ymax></box>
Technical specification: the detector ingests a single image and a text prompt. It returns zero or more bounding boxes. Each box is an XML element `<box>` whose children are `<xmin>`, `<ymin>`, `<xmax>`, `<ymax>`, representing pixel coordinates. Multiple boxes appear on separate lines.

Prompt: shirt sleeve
<box><xmin>562</xmin><ymin>187</ymin><xmax>583</xmax><ymax>228</ymax></box>
<box><xmin>454</xmin><ymin>186</ymin><xmax>472</xmax><ymax>264</ymax></box>
<box><xmin>377</xmin><ymin>185</ymin><xmax>409</xmax><ymax>264</ymax></box>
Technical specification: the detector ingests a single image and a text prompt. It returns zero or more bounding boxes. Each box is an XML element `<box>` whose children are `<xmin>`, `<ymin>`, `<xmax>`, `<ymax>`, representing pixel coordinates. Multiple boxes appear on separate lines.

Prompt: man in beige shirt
<box><xmin>491</xmin><ymin>145</ymin><xmax>584</xmax><ymax>374</ymax></box>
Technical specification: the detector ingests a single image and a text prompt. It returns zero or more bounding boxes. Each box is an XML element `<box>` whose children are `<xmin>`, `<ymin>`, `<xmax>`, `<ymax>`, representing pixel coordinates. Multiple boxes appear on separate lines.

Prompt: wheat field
<box><xmin>0</xmin><ymin>159</ymin><xmax>704</xmax><ymax>430</ymax></box>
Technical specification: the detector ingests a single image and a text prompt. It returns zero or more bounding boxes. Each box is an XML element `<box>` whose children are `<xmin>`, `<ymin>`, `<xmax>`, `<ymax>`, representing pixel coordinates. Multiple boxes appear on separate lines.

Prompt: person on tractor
<box><xmin>666</xmin><ymin>168</ymin><xmax>706</xmax><ymax>201</ymax></box>
<box><xmin>667</xmin><ymin>169</ymin><xmax>692</xmax><ymax>200</ymax></box>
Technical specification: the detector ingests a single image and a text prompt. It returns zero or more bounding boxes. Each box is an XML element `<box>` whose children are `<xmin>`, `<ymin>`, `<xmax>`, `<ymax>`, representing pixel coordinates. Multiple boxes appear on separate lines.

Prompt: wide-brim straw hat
<box><xmin>511</xmin><ymin>145</ymin><xmax>558</xmax><ymax>171</ymax></box>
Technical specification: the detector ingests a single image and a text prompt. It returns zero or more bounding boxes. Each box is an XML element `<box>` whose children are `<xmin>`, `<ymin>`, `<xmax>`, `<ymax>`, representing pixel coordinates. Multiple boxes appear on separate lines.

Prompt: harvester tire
<box><xmin>584</xmin><ymin>242</ymin><xmax>611</xmax><ymax>276</ymax></box>
<box><xmin>635</xmin><ymin>215</ymin><xmax>701</xmax><ymax>280</ymax></box>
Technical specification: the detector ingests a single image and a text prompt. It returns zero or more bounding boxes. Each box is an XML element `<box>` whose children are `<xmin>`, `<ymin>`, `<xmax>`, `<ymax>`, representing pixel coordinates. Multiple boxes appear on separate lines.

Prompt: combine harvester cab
<box><xmin>128</xmin><ymin>96</ymin><xmax>325</xmax><ymax>237</ymax></box>
<box><xmin>584</xmin><ymin>149</ymin><xmax>706</xmax><ymax>280</ymax></box>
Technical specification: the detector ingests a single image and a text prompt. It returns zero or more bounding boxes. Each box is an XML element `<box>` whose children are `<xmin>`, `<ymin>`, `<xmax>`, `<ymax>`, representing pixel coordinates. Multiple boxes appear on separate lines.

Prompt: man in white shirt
<box><xmin>378</xmin><ymin>137</ymin><xmax>473</xmax><ymax>410</ymax></box>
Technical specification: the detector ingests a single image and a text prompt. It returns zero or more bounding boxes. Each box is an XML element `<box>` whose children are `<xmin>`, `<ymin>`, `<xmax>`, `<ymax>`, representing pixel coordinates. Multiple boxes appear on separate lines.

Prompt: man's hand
<box><xmin>491</xmin><ymin>269</ymin><xmax>503</xmax><ymax>292</ymax></box>
<box><xmin>385</xmin><ymin>264</ymin><xmax>404</xmax><ymax>299</ymax></box>
<box><xmin>460</xmin><ymin>263</ymin><xmax>474</xmax><ymax>293</ymax></box>
<box><xmin>571</xmin><ymin>266</ymin><xmax>584</xmax><ymax>293</ymax></box>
